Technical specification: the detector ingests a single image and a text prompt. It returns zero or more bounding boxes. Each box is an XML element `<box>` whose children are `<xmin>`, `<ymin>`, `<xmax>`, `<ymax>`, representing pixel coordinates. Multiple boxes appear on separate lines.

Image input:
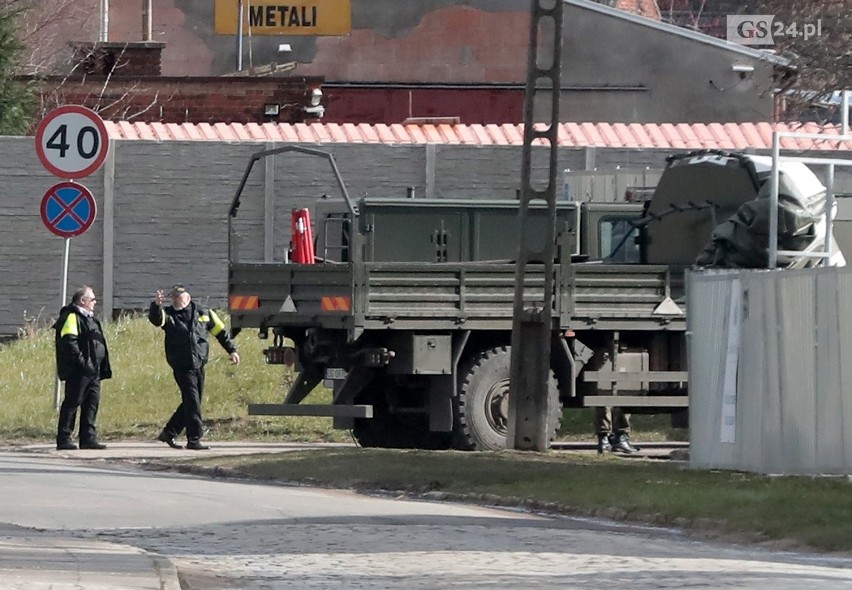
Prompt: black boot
<box><xmin>611</xmin><ymin>431</ymin><xmax>639</xmax><ymax>454</ymax></box>
<box><xmin>597</xmin><ymin>433</ymin><xmax>612</xmax><ymax>454</ymax></box>
<box><xmin>157</xmin><ymin>430</ymin><xmax>182</xmax><ymax>449</ymax></box>
<box><xmin>186</xmin><ymin>439</ymin><xmax>210</xmax><ymax>451</ymax></box>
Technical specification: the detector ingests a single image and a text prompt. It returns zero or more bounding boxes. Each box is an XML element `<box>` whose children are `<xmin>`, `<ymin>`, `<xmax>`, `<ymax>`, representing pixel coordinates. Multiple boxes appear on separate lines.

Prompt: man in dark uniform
<box><xmin>149</xmin><ymin>284</ymin><xmax>239</xmax><ymax>450</ymax></box>
<box><xmin>55</xmin><ymin>285</ymin><xmax>112</xmax><ymax>450</ymax></box>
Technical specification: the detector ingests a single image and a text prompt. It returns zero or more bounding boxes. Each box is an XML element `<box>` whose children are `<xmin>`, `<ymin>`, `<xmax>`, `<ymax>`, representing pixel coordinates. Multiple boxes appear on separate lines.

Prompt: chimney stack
<box><xmin>142</xmin><ymin>0</ymin><xmax>152</xmax><ymax>42</ymax></box>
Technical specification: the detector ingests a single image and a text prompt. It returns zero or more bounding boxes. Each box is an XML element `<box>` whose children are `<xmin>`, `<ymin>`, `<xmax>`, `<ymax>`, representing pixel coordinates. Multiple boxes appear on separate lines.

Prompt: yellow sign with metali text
<box><xmin>215</xmin><ymin>0</ymin><xmax>351</xmax><ymax>35</ymax></box>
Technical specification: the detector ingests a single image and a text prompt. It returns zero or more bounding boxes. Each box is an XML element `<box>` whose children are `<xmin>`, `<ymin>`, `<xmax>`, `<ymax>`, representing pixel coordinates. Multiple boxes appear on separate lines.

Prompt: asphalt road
<box><xmin>1</xmin><ymin>444</ymin><xmax>851</xmax><ymax>589</ymax></box>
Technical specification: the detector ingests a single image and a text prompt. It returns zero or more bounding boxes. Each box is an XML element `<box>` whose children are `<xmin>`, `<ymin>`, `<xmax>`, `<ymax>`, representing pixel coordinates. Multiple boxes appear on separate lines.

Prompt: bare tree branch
<box><xmin>124</xmin><ymin>91</ymin><xmax>160</xmax><ymax>121</ymax></box>
<box><xmin>4</xmin><ymin>0</ymin><xmax>95</xmax><ymax>75</ymax></box>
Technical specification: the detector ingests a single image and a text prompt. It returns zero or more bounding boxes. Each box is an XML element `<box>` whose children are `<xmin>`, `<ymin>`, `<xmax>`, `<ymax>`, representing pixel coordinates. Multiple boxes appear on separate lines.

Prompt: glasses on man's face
<box><xmin>82</xmin><ymin>296</ymin><xmax>97</xmax><ymax>303</ymax></box>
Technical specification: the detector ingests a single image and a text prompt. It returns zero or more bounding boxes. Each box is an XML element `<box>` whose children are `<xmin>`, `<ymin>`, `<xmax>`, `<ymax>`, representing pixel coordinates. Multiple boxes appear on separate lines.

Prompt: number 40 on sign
<box><xmin>35</xmin><ymin>105</ymin><xmax>109</xmax><ymax>180</ymax></box>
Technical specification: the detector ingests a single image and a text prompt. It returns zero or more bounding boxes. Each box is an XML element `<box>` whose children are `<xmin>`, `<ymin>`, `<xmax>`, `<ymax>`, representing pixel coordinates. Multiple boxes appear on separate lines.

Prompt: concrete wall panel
<box><xmin>3</xmin><ymin>137</ymin><xmax>850</xmax><ymax>338</ymax></box>
<box><xmin>111</xmin><ymin>141</ymin><xmax>263</xmax><ymax>310</ymax></box>
<box><xmin>1</xmin><ymin>138</ymin><xmax>105</xmax><ymax>335</ymax></box>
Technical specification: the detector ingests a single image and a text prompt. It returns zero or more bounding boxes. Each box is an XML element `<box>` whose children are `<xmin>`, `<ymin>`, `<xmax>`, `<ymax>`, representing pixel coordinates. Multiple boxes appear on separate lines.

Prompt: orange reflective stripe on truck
<box><xmin>230</xmin><ymin>295</ymin><xmax>260</xmax><ymax>310</ymax></box>
<box><xmin>320</xmin><ymin>296</ymin><xmax>351</xmax><ymax>311</ymax></box>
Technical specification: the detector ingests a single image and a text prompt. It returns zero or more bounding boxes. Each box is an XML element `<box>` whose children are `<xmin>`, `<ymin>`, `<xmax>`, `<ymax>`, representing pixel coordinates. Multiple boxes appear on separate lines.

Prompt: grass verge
<box><xmin>0</xmin><ymin>313</ymin><xmax>345</xmax><ymax>443</ymax></box>
<box><xmin>0</xmin><ymin>314</ymin><xmax>679</xmax><ymax>443</ymax></box>
<box><xmin>174</xmin><ymin>447</ymin><xmax>852</xmax><ymax>554</ymax></box>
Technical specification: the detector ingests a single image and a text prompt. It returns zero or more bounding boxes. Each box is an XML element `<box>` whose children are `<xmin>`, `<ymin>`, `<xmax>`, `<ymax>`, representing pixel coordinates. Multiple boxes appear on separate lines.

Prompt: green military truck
<box><xmin>227</xmin><ymin>146</ymin><xmax>839</xmax><ymax>450</ymax></box>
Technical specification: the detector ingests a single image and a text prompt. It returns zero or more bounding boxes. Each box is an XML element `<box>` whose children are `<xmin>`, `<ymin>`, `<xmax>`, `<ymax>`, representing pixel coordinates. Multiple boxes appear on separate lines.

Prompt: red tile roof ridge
<box><xmin>100</xmin><ymin>121</ymin><xmax>850</xmax><ymax>150</ymax></box>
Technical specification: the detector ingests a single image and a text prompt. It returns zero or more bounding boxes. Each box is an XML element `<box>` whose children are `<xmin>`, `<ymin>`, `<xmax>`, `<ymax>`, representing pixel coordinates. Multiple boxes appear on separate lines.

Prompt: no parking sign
<box><xmin>40</xmin><ymin>181</ymin><xmax>97</xmax><ymax>238</ymax></box>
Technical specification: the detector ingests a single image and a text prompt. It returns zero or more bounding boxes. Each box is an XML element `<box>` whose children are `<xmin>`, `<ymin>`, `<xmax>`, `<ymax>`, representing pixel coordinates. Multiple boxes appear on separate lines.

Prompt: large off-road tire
<box><xmin>453</xmin><ymin>346</ymin><xmax>562</xmax><ymax>451</ymax></box>
<box><xmin>352</xmin><ymin>400</ymin><xmax>397</xmax><ymax>448</ymax></box>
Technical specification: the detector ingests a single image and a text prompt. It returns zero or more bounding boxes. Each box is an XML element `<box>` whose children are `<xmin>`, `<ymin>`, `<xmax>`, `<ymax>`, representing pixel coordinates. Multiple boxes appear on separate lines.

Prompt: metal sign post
<box><xmin>40</xmin><ymin>182</ymin><xmax>98</xmax><ymax>410</ymax></box>
<box><xmin>54</xmin><ymin>238</ymin><xmax>71</xmax><ymax>410</ymax></box>
<box><xmin>35</xmin><ymin>105</ymin><xmax>108</xmax><ymax>411</ymax></box>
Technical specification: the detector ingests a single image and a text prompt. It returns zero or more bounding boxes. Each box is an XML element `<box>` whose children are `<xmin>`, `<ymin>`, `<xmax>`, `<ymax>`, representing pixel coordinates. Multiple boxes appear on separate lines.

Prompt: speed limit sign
<box><xmin>35</xmin><ymin>105</ymin><xmax>109</xmax><ymax>179</ymax></box>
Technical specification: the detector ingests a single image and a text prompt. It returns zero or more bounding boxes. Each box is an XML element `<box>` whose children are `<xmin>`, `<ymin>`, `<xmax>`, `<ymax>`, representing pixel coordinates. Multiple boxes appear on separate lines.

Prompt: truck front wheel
<box><xmin>453</xmin><ymin>346</ymin><xmax>561</xmax><ymax>451</ymax></box>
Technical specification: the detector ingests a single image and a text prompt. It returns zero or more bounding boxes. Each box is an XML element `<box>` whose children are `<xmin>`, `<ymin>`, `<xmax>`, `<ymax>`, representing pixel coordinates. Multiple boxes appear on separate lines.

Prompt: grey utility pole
<box><xmin>508</xmin><ymin>0</ymin><xmax>563</xmax><ymax>451</ymax></box>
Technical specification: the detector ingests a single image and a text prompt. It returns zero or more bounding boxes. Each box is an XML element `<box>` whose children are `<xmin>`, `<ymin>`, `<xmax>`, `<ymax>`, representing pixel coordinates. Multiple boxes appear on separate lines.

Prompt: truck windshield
<box><xmin>601</xmin><ymin>218</ymin><xmax>641</xmax><ymax>263</ymax></box>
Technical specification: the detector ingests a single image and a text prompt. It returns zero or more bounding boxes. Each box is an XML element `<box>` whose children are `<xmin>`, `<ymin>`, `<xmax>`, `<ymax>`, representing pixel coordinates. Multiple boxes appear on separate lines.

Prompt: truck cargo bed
<box><xmin>229</xmin><ymin>261</ymin><xmax>687</xmax><ymax>333</ymax></box>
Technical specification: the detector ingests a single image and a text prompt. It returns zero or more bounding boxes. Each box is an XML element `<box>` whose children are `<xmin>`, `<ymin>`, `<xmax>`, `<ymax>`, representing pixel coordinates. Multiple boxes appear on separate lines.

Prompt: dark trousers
<box><xmin>164</xmin><ymin>367</ymin><xmax>206</xmax><ymax>442</ymax></box>
<box><xmin>57</xmin><ymin>374</ymin><xmax>101</xmax><ymax>444</ymax></box>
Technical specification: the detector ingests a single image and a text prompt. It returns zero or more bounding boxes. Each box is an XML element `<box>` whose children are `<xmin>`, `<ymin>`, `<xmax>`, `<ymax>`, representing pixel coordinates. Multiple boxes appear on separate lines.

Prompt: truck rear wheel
<box><xmin>352</xmin><ymin>400</ymin><xmax>396</xmax><ymax>448</ymax></box>
<box><xmin>352</xmin><ymin>378</ymin><xmax>451</xmax><ymax>449</ymax></box>
<box><xmin>453</xmin><ymin>346</ymin><xmax>561</xmax><ymax>451</ymax></box>
<box><xmin>353</xmin><ymin>412</ymin><xmax>451</xmax><ymax>449</ymax></box>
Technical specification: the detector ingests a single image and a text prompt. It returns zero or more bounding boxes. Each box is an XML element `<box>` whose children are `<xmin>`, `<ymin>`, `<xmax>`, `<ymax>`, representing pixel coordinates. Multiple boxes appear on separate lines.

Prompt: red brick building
<box><xmin>31</xmin><ymin>42</ymin><xmax>323</xmax><ymax>125</ymax></box>
<box><xmin>20</xmin><ymin>1</ymin><xmax>784</xmax><ymax>126</ymax></box>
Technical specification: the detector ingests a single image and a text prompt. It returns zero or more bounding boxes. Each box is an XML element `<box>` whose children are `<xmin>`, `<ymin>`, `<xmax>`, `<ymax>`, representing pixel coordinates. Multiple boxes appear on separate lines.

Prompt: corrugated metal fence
<box><xmin>688</xmin><ymin>268</ymin><xmax>852</xmax><ymax>475</ymax></box>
